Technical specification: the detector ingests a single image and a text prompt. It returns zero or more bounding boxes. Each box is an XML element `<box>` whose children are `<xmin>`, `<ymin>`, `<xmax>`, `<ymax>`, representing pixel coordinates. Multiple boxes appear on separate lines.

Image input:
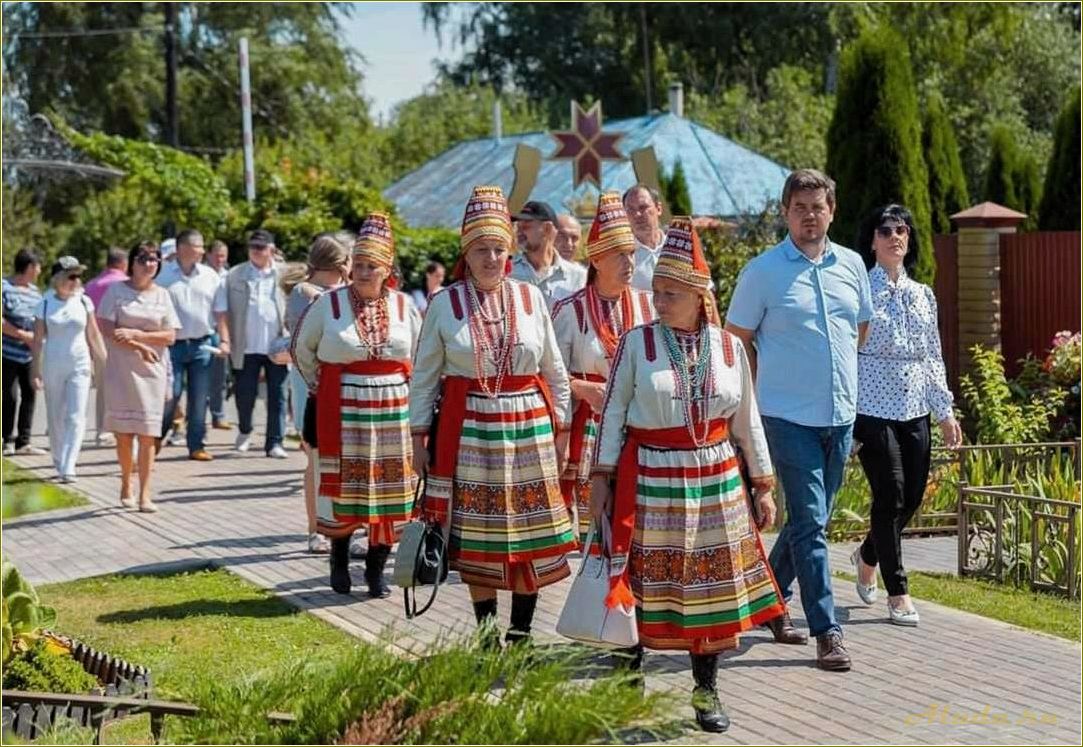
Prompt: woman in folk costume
<box><xmin>293</xmin><ymin>212</ymin><xmax>422</xmax><ymax>599</ymax></box>
<box><xmin>590</xmin><ymin>218</ymin><xmax>784</xmax><ymax>733</ymax></box>
<box><xmin>551</xmin><ymin>191</ymin><xmax>654</xmax><ymax>541</ymax></box>
<box><xmin>411</xmin><ymin>185</ymin><xmax>576</xmax><ymax>645</ymax></box>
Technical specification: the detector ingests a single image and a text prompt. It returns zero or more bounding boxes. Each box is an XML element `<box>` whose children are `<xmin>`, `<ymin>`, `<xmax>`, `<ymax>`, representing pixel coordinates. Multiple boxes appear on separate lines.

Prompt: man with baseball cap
<box><xmin>509</xmin><ymin>200</ymin><xmax>587</xmax><ymax>306</ymax></box>
<box><xmin>214</xmin><ymin>229</ymin><xmax>290</xmax><ymax>458</ymax></box>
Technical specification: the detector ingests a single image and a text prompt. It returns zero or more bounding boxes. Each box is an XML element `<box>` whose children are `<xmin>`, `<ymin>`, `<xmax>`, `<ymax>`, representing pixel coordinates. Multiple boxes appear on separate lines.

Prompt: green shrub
<box><xmin>959</xmin><ymin>344</ymin><xmax>1066</xmax><ymax>444</ymax></box>
<box><xmin>2</xmin><ymin>639</ymin><xmax>99</xmax><ymax>694</ymax></box>
<box><xmin>2</xmin><ymin>556</ymin><xmax>57</xmax><ymax>663</ymax></box>
<box><xmin>922</xmin><ymin>91</ymin><xmax>970</xmax><ymax>234</ymax></box>
<box><xmin>983</xmin><ymin>124</ymin><xmax>1043</xmax><ymax>231</ymax></box>
<box><xmin>826</xmin><ymin>24</ymin><xmax>935</xmax><ymax>284</ymax></box>
<box><xmin>1038</xmin><ymin>86</ymin><xmax>1082</xmax><ymax>231</ymax></box>
<box><xmin>175</xmin><ymin>632</ymin><xmax>677</xmax><ymax>744</ymax></box>
<box><xmin>396</xmin><ymin>225</ymin><xmax>461</xmax><ymax>291</ymax></box>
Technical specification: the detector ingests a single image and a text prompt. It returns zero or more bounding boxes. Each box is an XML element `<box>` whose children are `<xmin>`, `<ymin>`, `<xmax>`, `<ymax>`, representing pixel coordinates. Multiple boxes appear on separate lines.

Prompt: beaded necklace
<box><xmin>659</xmin><ymin>321</ymin><xmax>714</xmax><ymax>447</ymax></box>
<box><xmin>349</xmin><ymin>285</ymin><xmax>389</xmax><ymax>359</ymax></box>
<box><xmin>466</xmin><ymin>279</ymin><xmax>518</xmax><ymax>398</ymax></box>
<box><xmin>585</xmin><ymin>285</ymin><xmax>633</xmax><ymax>358</ymax></box>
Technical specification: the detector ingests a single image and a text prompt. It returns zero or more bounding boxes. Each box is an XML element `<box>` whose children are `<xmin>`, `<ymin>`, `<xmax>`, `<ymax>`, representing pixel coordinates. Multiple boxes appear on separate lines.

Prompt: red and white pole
<box><xmin>239</xmin><ymin>37</ymin><xmax>256</xmax><ymax>203</ymax></box>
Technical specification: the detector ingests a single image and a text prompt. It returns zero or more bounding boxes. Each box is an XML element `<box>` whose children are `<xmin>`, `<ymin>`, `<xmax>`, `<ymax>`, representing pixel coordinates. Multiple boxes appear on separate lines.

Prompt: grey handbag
<box><xmin>394</xmin><ymin>477</ymin><xmax>449</xmax><ymax>619</ymax></box>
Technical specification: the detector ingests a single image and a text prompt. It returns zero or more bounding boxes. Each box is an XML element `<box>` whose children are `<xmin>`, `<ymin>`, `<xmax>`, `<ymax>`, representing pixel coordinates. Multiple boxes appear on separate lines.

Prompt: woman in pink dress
<box><xmin>97</xmin><ymin>241</ymin><xmax>180</xmax><ymax>513</ymax></box>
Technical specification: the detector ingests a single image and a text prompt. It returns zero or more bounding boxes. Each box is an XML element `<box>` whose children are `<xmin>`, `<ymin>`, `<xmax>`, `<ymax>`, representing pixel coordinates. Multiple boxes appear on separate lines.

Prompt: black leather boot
<box><xmin>506</xmin><ymin>592</ymin><xmax>538</xmax><ymax>645</ymax></box>
<box><xmin>330</xmin><ymin>537</ymin><xmax>351</xmax><ymax>594</ymax></box>
<box><xmin>690</xmin><ymin>653</ymin><xmax>729</xmax><ymax>733</ymax></box>
<box><xmin>364</xmin><ymin>544</ymin><xmax>392</xmax><ymax>599</ymax></box>
<box><xmin>473</xmin><ymin>598</ymin><xmax>500</xmax><ymax>651</ymax></box>
<box><xmin>612</xmin><ymin>645</ymin><xmax>645</xmax><ymax>694</ymax></box>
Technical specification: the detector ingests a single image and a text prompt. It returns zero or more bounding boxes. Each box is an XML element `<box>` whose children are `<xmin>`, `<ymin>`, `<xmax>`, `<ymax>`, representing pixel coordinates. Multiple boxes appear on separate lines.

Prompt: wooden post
<box><xmin>949</xmin><ymin>202</ymin><xmax>1027</xmax><ymax>375</ymax></box>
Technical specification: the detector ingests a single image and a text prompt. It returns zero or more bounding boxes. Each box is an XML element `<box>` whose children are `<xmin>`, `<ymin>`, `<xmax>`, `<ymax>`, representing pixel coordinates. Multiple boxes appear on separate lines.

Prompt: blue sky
<box><xmin>337</xmin><ymin>2</ymin><xmax>464</xmax><ymax>122</ymax></box>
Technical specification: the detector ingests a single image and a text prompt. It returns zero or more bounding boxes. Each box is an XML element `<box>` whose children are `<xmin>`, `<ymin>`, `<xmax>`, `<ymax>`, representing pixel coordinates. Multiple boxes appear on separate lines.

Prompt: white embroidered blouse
<box><xmin>592</xmin><ymin>322</ymin><xmax>773</xmax><ymax>478</ymax></box>
<box><xmin>293</xmin><ymin>287</ymin><xmax>422</xmax><ymax>390</ymax></box>
<box><xmin>857</xmin><ymin>265</ymin><xmax>954</xmax><ymax>423</ymax></box>
<box><xmin>551</xmin><ymin>287</ymin><xmax>655</xmax><ymax>379</ymax></box>
<box><xmin>408</xmin><ymin>279</ymin><xmax>572</xmax><ymax>433</ymax></box>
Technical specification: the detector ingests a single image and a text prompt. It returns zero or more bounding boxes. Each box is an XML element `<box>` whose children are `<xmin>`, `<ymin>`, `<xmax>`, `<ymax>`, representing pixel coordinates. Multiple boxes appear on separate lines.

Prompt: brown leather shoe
<box><xmin>212</xmin><ymin>419</ymin><xmax>234</xmax><ymax>430</ymax></box>
<box><xmin>763</xmin><ymin>610</ymin><xmax>808</xmax><ymax>645</ymax></box>
<box><xmin>816</xmin><ymin>631</ymin><xmax>851</xmax><ymax>671</ymax></box>
<box><xmin>189</xmin><ymin>449</ymin><xmax>214</xmax><ymax>462</ymax></box>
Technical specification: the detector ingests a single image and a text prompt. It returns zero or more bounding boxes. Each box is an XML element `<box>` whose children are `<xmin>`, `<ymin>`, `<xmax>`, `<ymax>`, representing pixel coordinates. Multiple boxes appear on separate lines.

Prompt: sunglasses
<box><xmin>136</xmin><ymin>254</ymin><xmax>161</xmax><ymax>265</ymax></box>
<box><xmin>876</xmin><ymin>224</ymin><xmax>910</xmax><ymax>239</ymax></box>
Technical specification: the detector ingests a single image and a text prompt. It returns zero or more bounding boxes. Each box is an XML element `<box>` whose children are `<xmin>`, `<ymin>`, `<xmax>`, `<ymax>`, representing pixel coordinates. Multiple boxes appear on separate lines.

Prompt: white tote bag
<box><xmin>556</xmin><ymin>519</ymin><xmax>638</xmax><ymax>649</ymax></box>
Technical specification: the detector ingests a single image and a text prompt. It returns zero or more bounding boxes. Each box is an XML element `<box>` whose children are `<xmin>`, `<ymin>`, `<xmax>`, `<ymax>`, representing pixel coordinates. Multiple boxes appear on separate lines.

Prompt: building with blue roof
<box><xmin>384</xmin><ymin>110</ymin><xmax>791</xmax><ymax>229</ymax></box>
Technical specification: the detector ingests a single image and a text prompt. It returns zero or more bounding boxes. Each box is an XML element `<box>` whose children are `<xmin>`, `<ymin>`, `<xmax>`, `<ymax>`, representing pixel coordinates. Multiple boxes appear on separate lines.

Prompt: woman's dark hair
<box><xmin>127</xmin><ymin>240</ymin><xmax>163</xmax><ymax>278</ymax></box>
<box><xmin>855</xmin><ymin>203</ymin><xmax>920</xmax><ymax>272</ymax></box>
<box><xmin>424</xmin><ymin>261</ymin><xmax>445</xmax><ymax>275</ymax></box>
<box><xmin>13</xmin><ymin>248</ymin><xmax>41</xmax><ymax>274</ymax></box>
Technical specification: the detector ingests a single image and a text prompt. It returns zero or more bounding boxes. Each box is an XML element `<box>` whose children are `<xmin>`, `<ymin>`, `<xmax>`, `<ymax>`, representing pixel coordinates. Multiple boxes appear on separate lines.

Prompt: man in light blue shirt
<box><xmin>725</xmin><ymin>169</ymin><xmax>872</xmax><ymax>672</ymax></box>
<box><xmin>509</xmin><ymin>201</ymin><xmax>587</xmax><ymax>306</ymax></box>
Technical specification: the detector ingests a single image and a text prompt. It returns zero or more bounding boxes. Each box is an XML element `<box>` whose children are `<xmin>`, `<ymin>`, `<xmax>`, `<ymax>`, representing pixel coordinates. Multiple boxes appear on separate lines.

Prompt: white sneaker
<box><xmin>267</xmin><ymin>444</ymin><xmax>288</xmax><ymax>459</ymax></box>
<box><xmin>234</xmin><ymin>433</ymin><xmax>252</xmax><ymax>452</ymax></box>
<box><xmin>3</xmin><ymin>443</ymin><xmax>15</xmax><ymax>456</ymax></box>
<box><xmin>58</xmin><ymin>474</ymin><xmax>77</xmax><ymax>484</ymax></box>
<box><xmin>349</xmin><ymin>535</ymin><xmax>368</xmax><ymax>558</ymax></box>
<box><xmin>15</xmin><ymin>445</ymin><xmax>47</xmax><ymax>456</ymax></box>
<box><xmin>96</xmin><ymin>433</ymin><xmax>115</xmax><ymax>447</ymax></box>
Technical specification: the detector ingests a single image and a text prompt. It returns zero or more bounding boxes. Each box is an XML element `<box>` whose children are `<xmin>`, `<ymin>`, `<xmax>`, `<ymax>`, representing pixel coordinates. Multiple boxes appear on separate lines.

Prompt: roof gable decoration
<box><xmin>549</xmin><ymin>101</ymin><xmax>625</xmax><ymax>189</ymax></box>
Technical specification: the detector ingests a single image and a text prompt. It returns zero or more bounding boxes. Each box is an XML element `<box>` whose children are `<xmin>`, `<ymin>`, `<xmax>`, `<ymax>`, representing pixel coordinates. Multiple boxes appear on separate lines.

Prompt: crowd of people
<box><xmin>2</xmin><ymin>167</ymin><xmax>962</xmax><ymax>732</ymax></box>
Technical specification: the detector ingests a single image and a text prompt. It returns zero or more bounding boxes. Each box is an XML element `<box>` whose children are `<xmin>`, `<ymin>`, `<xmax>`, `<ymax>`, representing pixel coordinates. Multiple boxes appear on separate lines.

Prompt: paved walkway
<box><xmin>3</xmin><ymin>413</ymin><xmax>1079</xmax><ymax>745</ymax></box>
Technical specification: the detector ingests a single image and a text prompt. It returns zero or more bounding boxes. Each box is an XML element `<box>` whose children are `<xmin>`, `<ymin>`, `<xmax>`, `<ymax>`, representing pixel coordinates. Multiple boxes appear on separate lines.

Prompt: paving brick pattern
<box><xmin>3</xmin><ymin>412</ymin><xmax>1079</xmax><ymax>744</ymax></box>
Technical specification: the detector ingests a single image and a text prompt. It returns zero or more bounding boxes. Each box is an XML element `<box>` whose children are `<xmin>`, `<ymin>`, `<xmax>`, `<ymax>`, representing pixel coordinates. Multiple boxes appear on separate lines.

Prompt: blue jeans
<box><xmin>762</xmin><ymin>416</ymin><xmax>853</xmax><ymax>638</ymax></box>
<box><xmin>208</xmin><ymin>333</ymin><xmax>228</xmax><ymax>423</ymax></box>
<box><xmin>162</xmin><ymin>337</ymin><xmax>212</xmax><ymax>453</ymax></box>
<box><xmin>234</xmin><ymin>354</ymin><xmax>288</xmax><ymax>453</ymax></box>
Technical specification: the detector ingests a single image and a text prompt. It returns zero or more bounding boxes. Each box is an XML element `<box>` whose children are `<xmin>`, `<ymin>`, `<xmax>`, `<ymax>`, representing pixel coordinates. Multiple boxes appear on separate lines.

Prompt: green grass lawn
<box><xmin>836</xmin><ymin>570</ymin><xmax>1082</xmax><ymax>641</ymax></box>
<box><xmin>36</xmin><ymin>568</ymin><xmax>360</xmax><ymax>743</ymax></box>
<box><xmin>2</xmin><ymin>457</ymin><xmax>88</xmax><ymax>519</ymax></box>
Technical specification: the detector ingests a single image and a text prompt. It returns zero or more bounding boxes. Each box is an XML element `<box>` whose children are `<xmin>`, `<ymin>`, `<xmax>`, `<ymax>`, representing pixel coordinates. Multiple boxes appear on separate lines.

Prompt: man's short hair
<box><xmin>781</xmin><ymin>169</ymin><xmax>836</xmax><ymax>209</ymax></box>
<box><xmin>106</xmin><ymin>246</ymin><xmax>128</xmax><ymax>268</ymax></box>
<box><xmin>176</xmin><ymin>228</ymin><xmax>204</xmax><ymax>248</ymax></box>
<box><xmin>622</xmin><ymin>184</ymin><xmax>662</xmax><ymax>208</ymax></box>
<box><xmin>13</xmin><ymin>248</ymin><xmax>41</xmax><ymax>274</ymax></box>
<box><xmin>209</xmin><ymin>239</ymin><xmax>228</xmax><ymax>253</ymax></box>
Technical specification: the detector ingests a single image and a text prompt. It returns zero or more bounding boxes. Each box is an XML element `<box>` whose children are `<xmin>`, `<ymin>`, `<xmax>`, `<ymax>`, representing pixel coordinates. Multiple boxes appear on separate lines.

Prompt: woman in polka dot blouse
<box><xmin>849</xmin><ymin>204</ymin><xmax>963</xmax><ymax>628</ymax></box>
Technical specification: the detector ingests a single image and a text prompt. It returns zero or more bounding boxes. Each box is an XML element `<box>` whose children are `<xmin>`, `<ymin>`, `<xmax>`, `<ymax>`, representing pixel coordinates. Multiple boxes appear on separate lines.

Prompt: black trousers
<box><xmin>854</xmin><ymin>414</ymin><xmax>932</xmax><ymax>596</ymax></box>
<box><xmin>2</xmin><ymin>357</ymin><xmax>36</xmax><ymax>448</ymax></box>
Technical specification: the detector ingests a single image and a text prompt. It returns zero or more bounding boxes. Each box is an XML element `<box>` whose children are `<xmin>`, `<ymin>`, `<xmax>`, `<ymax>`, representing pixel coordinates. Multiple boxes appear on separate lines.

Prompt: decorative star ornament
<box><xmin>550</xmin><ymin>101</ymin><xmax>624</xmax><ymax>188</ymax></box>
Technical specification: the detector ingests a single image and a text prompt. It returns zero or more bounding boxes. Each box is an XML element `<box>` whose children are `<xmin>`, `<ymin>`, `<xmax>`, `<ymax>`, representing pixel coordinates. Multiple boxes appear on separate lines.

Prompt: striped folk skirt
<box><xmin>316</xmin><ymin>370</ymin><xmax>416</xmax><ymax>543</ymax></box>
<box><xmin>446</xmin><ymin>389</ymin><xmax>576</xmax><ymax>591</ymax></box>
<box><xmin>629</xmin><ymin>439</ymin><xmax>783</xmax><ymax>654</ymax></box>
<box><xmin>566</xmin><ymin>408</ymin><xmax>600</xmax><ymax>543</ymax></box>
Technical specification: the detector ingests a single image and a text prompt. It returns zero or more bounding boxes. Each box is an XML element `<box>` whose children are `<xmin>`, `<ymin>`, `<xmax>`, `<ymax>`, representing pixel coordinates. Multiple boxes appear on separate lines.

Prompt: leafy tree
<box><xmin>922</xmin><ymin>91</ymin><xmax>970</xmax><ymax>234</ymax></box>
<box><xmin>381</xmin><ymin>82</ymin><xmax>544</xmax><ymax>181</ymax></box>
<box><xmin>0</xmin><ymin>187</ymin><xmax>69</xmax><ymax>274</ymax></box>
<box><xmin>983</xmin><ymin>125</ymin><xmax>1043</xmax><ymax>230</ymax></box>
<box><xmin>826</xmin><ymin>25</ymin><xmax>935</xmax><ymax>283</ymax></box>
<box><xmin>686</xmin><ymin>64</ymin><xmax>833</xmax><ymax>170</ymax></box>
<box><xmin>659</xmin><ymin>159</ymin><xmax>692</xmax><ymax>216</ymax></box>
<box><xmin>3</xmin><ymin>2</ymin><xmax>370</xmax><ymax>150</ymax></box>
<box><xmin>1038</xmin><ymin>86</ymin><xmax>1081</xmax><ymax>230</ymax></box>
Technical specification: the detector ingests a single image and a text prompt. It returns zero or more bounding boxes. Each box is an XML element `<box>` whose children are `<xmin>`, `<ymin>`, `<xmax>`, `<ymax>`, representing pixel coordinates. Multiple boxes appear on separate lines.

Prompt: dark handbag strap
<box><xmin>403</xmin><ymin>471</ymin><xmax>448</xmax><ymax>619</ymax></box>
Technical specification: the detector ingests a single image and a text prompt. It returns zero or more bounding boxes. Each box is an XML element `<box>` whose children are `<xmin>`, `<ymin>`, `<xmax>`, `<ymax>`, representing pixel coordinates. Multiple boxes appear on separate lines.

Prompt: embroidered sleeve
<box><xmin>409</xmin><ymin>289</ymin><xmax>447</xmax><ymax>433</ymax></box>
<box><xmin>292</xmin><ymin>294</ymin><xmax>324</xmax><ymax>391</ymax></box>
<box><xmin>536</xmin><ymin>286</ymin><xmax>572</xmax><ymax>427</ymax></box>
<box><xmin>550</xmin><ymin>294</ymin><xmax>577</xmax><ymax>373</ymax></box>
<box><xmin>592</xmin><ymin>328</ymin><xmax>637</xmax><ymax>470</ymax></box>
<box><xmin>922</xmin><ymin>285</ymin><xmax>955</xmax><ymax>422</ymax></box>
<box><xmin>727</xmin><ymin>334</ymin><xmax>773</xmax><ymax>478</ymax></box>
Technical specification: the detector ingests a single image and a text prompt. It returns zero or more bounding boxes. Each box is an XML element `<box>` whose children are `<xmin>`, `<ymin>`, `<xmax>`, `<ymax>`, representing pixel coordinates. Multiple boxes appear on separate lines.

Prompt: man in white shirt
<box><xmin>214</xmin><ymin>230</ymin><xmax>290</xmax><ymax>458</ymax></box>
<box><xmin>623</xmin><ymin>184</ymin><xmax>667</xmax><ymax>291</ymax></box>
<box><xmin>509</xmin><ymin>201</ymin><xmax>587</xmax><ymax>306</ymax></box>
<box><xmin>157</xmin><ymin>230</ymin><xmax>229</xmax><ymax>461</ymax></box>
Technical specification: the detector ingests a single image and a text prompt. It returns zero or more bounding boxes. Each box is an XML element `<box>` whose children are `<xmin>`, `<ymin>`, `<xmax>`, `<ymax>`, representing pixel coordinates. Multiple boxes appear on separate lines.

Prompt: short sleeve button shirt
<box><xmin>725</xmin><ymin>236</ymin><xmax>874</xmax><ymax>427</ymax></box>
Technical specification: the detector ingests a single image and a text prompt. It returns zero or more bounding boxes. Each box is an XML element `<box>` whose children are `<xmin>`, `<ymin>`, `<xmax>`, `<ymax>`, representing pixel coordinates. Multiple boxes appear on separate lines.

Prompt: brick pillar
<box><xmin>950</xmin><ymin>202</ymin><xmax>1027</xmax><ymax>373</ymax></box>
